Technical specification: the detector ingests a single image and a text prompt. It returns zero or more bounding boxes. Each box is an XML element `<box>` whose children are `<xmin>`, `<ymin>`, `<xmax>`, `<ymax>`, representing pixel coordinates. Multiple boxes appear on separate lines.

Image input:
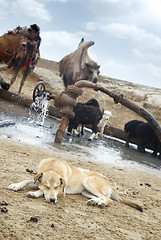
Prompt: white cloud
<box><xmin>98</xmin><ymin>0</ymin><xmax>120</xmax><ymax>2</ymax></box>
<box><xmin>0</xmin><ymin>0</ymin><xmax>8</xmax><ymax>7</ymax></box>
<box><xmin>86</xmin><ymin>22</ymin><xmax>98</xmax><ymax>31</ymax></box>
<box><xmin>131</xmin><ymin>62</ymin><xmax>161</xmax><ymax>88</ymax></box>
<box><xmin>52</xmin><ymin>0</ymin><xmax>69</xmax><ymax>2</ymax></box>
<box><xmin>98</xmin><ymin>23</ymin><xmax>161</xmax><ymax>46</ymax></box>
<box><xmin>87</xmin><ymin>21</ymin><xmax>161</xmax><ymax>61</ymax></box>
<box><xmin>146</xmin><ymin>62</ymin><xmax>161</xmax><ymax>79</ymax></box>
<box><xmin>100</xmin><ymin>58</ymin><xmax>161</xmax><ymax>88</ymax></box>
<box><xmin>100</xmin><ymin>59</ymin><xmax>127</xmax><ymax>79</ymax></box>
<box><xmin>11</xmin><ymin>0</ymin><xmax>52</xmax><ymax>22</ymax></box>
<box><xmin>88</xmin><ymin>0</ymin><xmax>136</xmax><ymax>19</ymax></box>
<box><xmin>101</xmin><ymin>23</ymin><xmax>139</xmax><ymax>39</ymax></box>
<box><xmin>40</xmin><ymin>30</ymin><xmax>99</xmax><ymax>65</ymax></box>
<box><xmin>40</xmin><ymin>31</ymin><xmax>82</xmax><ymax>61</ymax></box>
<box><xmin>39</xmin><ymin>0</ymin><xmax>69</xmax><ymax>2</ymax></box>
<box><xmin>132</xmin><ymin>49</ymin><xmax>144</xmax><ymax>58</ymax></box>
<box><xmin>41</xmin><ymin>31</ymin><xmax>80</xmax><ymax>47</ymax></box>
<box><xmin>89</xmin><ymin>0</ymin><xmax>129</xmax><ymax>6</ymax></box>
<box><xmin>103</xmin><ymin>23</ymin><xmax>161</xmax><ymax>62</ymax></box>
<box><xmin>0</xmin><ymin>0</ymin><xmax>8</xmax><ymax>6</ymax></box>
<box><xmin>0</xmin><ymin>0</ymin><xmax>8</xmax><ymax>19</ymax></box>
<box><xmin>140</xmin><ymin>0</ymin><xmax>161</xmax><ymax>23</ymax></box>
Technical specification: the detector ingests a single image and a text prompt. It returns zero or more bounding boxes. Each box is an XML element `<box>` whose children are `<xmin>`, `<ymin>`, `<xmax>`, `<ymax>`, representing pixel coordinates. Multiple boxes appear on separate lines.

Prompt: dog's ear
<box><xmin>60</xmin><ymin>178</ymin><xmax>63</xmax><ymax>186</ymax></box>
<box><xmin>60</xmin><ymin>178</ymin><xmax>66</xmax><ymax>194</ymax></box>
<box><xmin>34</xmin><ymin>173</ymin><xmax>43</xmax><ymax>183</ymax></box>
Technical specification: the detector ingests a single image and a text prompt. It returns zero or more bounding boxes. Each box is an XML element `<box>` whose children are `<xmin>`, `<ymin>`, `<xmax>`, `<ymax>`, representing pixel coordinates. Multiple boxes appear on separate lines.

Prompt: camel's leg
<box><xmin>18</xmin><ymin>66</ymin><xmax>31</xmax><ymax>94</ymax></box>
<box><xmin>10</xmin><ymin>70</ymin><xmax>19</xmax><ymax>86</ymax></box>
<box><xmin>10</xmin><ymin>62</ymin><xmax>22</xmax><ymax>86</ymax></box>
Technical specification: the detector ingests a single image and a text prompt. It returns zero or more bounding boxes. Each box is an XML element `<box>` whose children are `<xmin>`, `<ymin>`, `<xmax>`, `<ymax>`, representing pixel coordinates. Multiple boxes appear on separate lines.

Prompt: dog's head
<box><xmin>34</xmin><ymin>171</ymin><xmax>65</xmax><ymax>203</ymax></box>
<box><xmin>103</xmin><ymin>110</ymin><xmax>112</xmax><ymax>120</ymax></box>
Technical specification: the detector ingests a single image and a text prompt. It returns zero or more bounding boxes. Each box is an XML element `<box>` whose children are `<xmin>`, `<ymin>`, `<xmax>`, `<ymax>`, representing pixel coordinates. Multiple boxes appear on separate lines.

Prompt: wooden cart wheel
<box><xmin>33</xmin><ymin>81</ymin><xmax>46</xmax><ymax>102</ymax></box>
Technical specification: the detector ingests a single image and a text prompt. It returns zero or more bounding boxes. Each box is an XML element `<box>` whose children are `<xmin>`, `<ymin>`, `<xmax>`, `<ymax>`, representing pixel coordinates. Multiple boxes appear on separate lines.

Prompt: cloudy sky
<box><xmin>1</xmin><ymin>0</ymin><xmax>161</xmax><ymax>88</ymax></box>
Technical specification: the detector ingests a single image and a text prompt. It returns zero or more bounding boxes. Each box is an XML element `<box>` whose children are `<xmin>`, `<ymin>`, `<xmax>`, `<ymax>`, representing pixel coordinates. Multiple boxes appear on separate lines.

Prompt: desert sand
<box><xmin>0</xmin><ymin>59</ymin><xmax>161</xmax><ymax>240</ymax></box>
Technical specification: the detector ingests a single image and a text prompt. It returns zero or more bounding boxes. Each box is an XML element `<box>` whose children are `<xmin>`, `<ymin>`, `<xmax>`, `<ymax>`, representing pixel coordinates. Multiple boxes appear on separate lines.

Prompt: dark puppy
<box><xmin>124</xmin><ymin>120</ymin><xmax>144</xmax><ymax>147</ymax></box>
<box><xmin>78</xmin><ymin>99</ymin><xmax>100</xmax><ymax>135</ymax></box>
<box><xmin>68</xmin><ymin>100</ymin><xmax>103</xmax><ymax>140</ymax></box>
<box><xmin>135</xmin><ymin>123</ymin><xmax>161</xmax><ymax>157</ymax></box>
<box><xmin>85</xmin><ymin>99</ymin><xmax>100</xmax><ymax>108</ymax></box>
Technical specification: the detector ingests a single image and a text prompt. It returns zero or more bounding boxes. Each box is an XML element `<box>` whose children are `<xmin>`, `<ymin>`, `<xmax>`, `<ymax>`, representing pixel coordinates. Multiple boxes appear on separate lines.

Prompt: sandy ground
<box><xmin>0</xmin><ymin>59</ymin><xmax>161</xmax><ymax>240</ymax></box>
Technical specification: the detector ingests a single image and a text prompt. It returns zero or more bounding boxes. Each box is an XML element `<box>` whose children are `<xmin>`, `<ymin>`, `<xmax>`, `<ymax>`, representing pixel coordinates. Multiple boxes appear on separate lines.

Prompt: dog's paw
<box><xmin>27</xmin><ymin>190</ymin><xmax>43</xmax><ymax>198</ymax></box>
<box><xmin>87</xmin><ymin>198</ymin><xmax>106</xmax><ymax>208</ymax></box>
<box><xmin>27</xmin><ymin>191</ymin><xmax>37</xmax><ymax>198</ymax></box>
<box><xmin>87</xmin><ymin>199</ymin><xmax>96</xmax><ymax>206</ymax></box>
<box><xmin>8</xmin><ymin>183</ymin><xmax>23</xmax><ymax>191</ymax></box>
<box><xmin>97</xmin><ymin>201</ymin><xmax>106</xmax><ymax>208</ymax></box>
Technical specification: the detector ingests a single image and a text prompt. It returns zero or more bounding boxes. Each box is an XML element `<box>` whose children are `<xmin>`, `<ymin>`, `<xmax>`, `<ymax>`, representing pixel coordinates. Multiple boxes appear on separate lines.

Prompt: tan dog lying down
<box><xmin>8</xmin><ymin>158</ymin><xmax>142</xmax><ymax>211</ymax></box>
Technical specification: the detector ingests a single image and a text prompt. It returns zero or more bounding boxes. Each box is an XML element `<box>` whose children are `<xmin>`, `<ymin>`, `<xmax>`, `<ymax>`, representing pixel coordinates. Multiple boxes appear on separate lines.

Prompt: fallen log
<box><xmin>0</xmin><ymin>120</ymin><xmax>15</xmax><ymax>128</ymax></box>
<box><xmin>0</xmin><ymin>88</ymin><xmax>61</xmax><ymax>118</ymax></box>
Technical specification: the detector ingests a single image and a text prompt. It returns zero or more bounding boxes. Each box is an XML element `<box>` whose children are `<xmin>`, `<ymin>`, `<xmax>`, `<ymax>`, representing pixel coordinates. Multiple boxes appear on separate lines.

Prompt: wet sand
<box><xmin>0</xmin><ymin>136</ymin><xmax>161</xmax><ymax>240</ymax></box>
<box><xmin>0</xmin><ymin>60</ymin><xmax>161</xmax><ymax>240</ymax></box>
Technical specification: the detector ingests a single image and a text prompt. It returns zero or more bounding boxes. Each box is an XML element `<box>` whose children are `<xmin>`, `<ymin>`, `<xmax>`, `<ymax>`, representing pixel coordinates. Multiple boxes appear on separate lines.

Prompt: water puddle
<box><xmin>0</xmin><ymin>97</ymin><xmax>57</xmax><ymax>146</ymax></box>
<box><xmin>0</xmin><ymin>98</ymin><xmax>161</xmax><ymax>176</ymax></box>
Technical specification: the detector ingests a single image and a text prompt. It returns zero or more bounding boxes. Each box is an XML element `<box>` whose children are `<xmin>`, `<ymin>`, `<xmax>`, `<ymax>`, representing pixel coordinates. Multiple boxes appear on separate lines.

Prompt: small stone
<box><xmin>0</xmin><ymin>201</ymin><xmax>8</xmax><ymax>206</ymax></box>
<box><xmin>30</xmin><ymin>216</ymin><xmax>38</xmax><ymax>222</ymax></box>
<box><xmin>0</xmin><ymin>207</ymin><xmax>8</xmax><ymax>213</ymax></box>
<box><xmin>145</xmin><ymin>183</ymin><xmax>151</xmax><ymax>187</ymax></box>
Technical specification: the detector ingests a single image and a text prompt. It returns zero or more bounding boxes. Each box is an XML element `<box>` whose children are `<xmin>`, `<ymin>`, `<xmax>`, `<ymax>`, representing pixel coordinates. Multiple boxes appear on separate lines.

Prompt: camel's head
<box><xmin>84</xmin><ymin>61</ymin><xmax>100</xmax><ymax>83</ymax></box>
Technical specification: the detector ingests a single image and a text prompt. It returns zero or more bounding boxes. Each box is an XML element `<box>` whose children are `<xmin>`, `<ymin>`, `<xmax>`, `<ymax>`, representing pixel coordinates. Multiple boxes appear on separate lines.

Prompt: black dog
<box><xmin>124</xmin><ymin>120</ymin><xmax>144</xmax><ymax>147</ymax></box>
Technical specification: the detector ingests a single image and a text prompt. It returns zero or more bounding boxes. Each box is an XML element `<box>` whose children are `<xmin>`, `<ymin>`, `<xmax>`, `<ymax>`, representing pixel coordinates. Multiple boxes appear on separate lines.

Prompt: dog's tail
<box><xmin>120</xmin><ymin>198</ymin><xmax>143</xmax><ymax>212</ymax></box>
<box><xmin>111</xmin><ymin>187</ymin><xmax>143</xmax><ymax>212</ymax></box>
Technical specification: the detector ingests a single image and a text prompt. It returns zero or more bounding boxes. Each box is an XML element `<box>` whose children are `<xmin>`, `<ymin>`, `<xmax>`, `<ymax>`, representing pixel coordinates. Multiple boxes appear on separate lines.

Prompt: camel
<box><xmin>59</xmin><ymin>38</ymin><xmax>100</xmax><ymax>89</ymax></box>
<box><xmin>0</xmin><ymin>24</ymin><xmax>41</xmax><ymax>94</ymax></box>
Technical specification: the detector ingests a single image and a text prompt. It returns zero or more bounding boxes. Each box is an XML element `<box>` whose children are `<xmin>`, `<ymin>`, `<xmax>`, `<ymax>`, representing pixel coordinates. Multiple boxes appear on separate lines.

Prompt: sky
<box><xmin>1</xmin><ymin>0</ymin><xmax>161</xmax><ymax>89</ymax></box>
